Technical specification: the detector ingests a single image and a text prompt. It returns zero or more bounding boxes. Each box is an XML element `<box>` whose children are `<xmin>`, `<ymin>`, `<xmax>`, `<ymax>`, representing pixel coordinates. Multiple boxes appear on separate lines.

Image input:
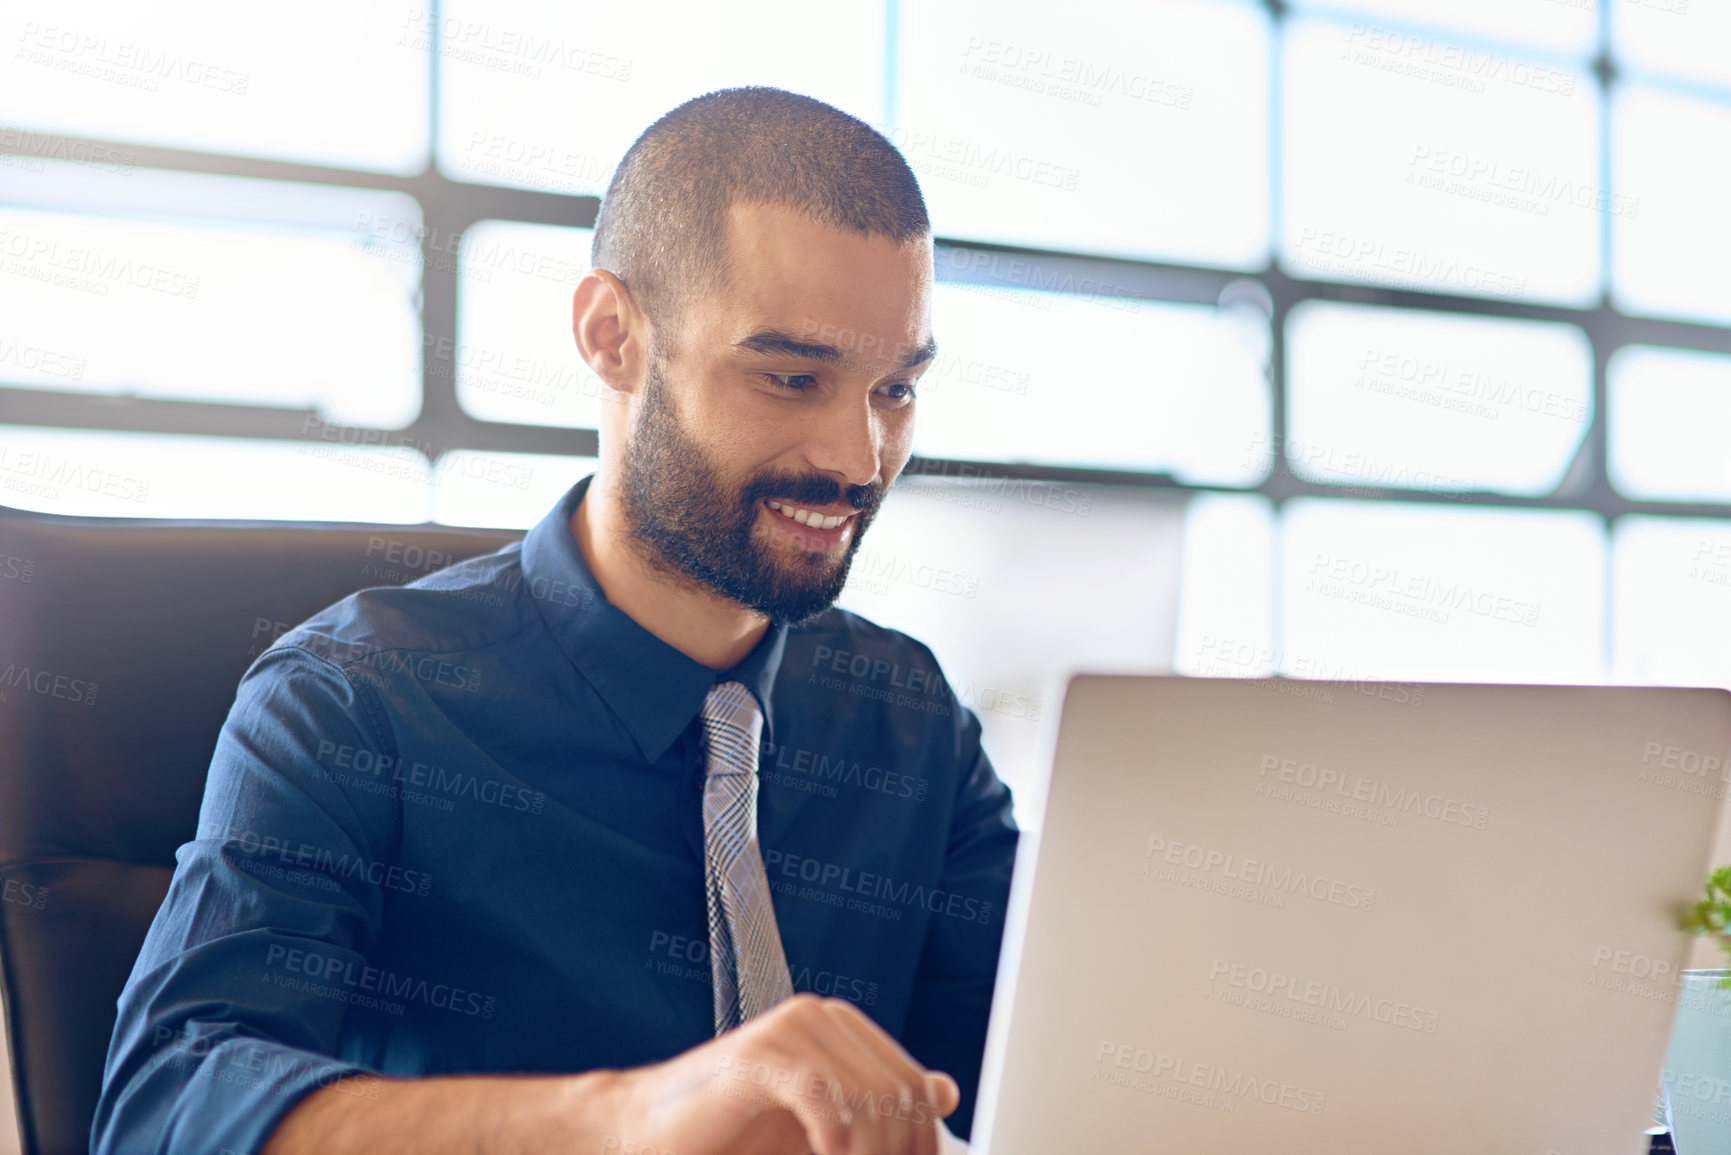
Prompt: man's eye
<box><xmin>765</xmin><ymin>373</ymin><xmax>819</xmax><ymax>392</ymax></box>
<box><xmin>879</xmin><ymin>383</ymin><xmax>917</xmax><ymax>404</ymax></box>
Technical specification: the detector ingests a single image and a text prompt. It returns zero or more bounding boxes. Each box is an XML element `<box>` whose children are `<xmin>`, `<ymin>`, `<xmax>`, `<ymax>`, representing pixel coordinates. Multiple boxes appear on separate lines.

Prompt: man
<box><xmin>92</xmin><ymin>87</ymin><xmax>1018</xmax><ymax>1155</ymax></box>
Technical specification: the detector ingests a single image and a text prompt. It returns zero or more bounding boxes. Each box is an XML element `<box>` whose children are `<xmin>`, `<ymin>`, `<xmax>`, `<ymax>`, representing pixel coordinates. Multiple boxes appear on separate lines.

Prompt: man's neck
<box><xmin>571</xmin><ymin>470</ymin><xmax>771</xmax><ymax>671</ymax></box>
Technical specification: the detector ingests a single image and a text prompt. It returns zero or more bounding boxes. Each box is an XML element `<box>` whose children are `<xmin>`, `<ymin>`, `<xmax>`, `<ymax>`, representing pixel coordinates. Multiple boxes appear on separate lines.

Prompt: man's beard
<box><xmin>619</xmin><ymin>357</ymin><xmax>884</xmax><ymax>627</ymax></box>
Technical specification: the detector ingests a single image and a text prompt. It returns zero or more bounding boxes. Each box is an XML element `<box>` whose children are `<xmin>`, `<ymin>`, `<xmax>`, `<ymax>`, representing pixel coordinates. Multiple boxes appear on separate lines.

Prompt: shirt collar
<box><xmin>521</xmin><ymin>473</ymin><xmax>788</xmax><ymax>763</ymax></box>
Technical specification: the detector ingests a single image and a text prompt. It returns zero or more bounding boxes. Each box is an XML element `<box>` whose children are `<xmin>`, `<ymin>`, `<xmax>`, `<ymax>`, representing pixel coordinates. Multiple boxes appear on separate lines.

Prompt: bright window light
<box><xmin>455</xmin><ymin>221</ymin><xmax>610</xmax><ymax>429</ymax></box>
<box><xmin>1282</xmin><ymin>17</ymin><xmax>1601</xmax><ymax>306</ymax></box>
<box><xmin>431</xmin><ymin>451</ymin><xmax>595</xmax><ymax>529</ymax></box>
<box><xmin>1611</xmin><ymin>86</ymin><xmax>1731</xmax><ymax>327</ymax></box>
<box><xmin>915</xmin><ymin>283</ymin><xmax>1270</xmax><ymax>484</ymax></box>
<box><xmin>1284</xmin><ymin>301</ymin><xmax>1592</xmax><ymax>495</ymax></box>
<box><xmin>0</xmin><ymin>162</ymin><xmax>422</xmax><ymax>428</ymax></box>
<box><xmin>0</xmin><ymin>426</ymin><xmax>434</xmax><ymax>522</ymax></box>
<box><xmin>1611</xmin><ymin>516</ymin><xmax>1731</xmax><ymax>690</ymax></box>
<box><xmin>1286</xmin><ymin>0</ymin><xmax>1597</xmax><ymax>57</ymax></box>
<box><xmin>0</xmin><ymin>0</ymin><xmax>428</xmax><ymax>173</ymax></box>
<box><xmin>1172</xmin><ymin>493</ymin><xmax>1277</xmax><ymax>678</ymax></box>
<box><xmin>1612</xmin><ymin>1</ymin><xmax>1731</xmax><ymax>90</ymax></box>
<box><xmin>897</xmin><ymin>0</ymin><xmax>1270</xmax><ymax>269</ymax></box>
<box><xmin>1608</xmin><ymin>345</ymin><xmax>1731</xmax><ymax>504</ymax></box>
<box><xmin>1280</xmin><ymin>498</ymin><xmax>1606</xmax><ymax>683</ymax></box>
<box><xmin>437</xmin><ymin>0</ymin><xmax>884</xmax><ymax>195</ymax></box>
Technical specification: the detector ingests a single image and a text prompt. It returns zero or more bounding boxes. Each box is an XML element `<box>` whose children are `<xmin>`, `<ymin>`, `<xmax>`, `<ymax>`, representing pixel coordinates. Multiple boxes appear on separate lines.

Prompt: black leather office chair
<box><xmin>0</xmin><ymin>503</ymin><xmax>520</xmax><ymax>1155</ymax></box>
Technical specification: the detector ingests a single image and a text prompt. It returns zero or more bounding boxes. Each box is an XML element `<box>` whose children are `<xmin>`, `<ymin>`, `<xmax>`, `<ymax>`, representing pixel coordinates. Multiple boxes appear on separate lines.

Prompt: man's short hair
<box><xmin>591</xmin><ymin>86</ymin><xmax>930</xmax><ymax>338</ymax></box>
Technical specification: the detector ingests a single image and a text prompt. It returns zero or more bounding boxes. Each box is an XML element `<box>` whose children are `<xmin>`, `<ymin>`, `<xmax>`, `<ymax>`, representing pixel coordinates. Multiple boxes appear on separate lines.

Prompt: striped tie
<box><xmin>701</xmin><ymin>680</ymin><xmax>794</xmax><ymax>1034</ymax></box>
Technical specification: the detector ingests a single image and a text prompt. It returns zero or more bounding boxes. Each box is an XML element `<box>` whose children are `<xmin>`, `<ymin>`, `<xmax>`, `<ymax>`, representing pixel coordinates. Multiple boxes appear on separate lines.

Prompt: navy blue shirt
<box><xmin>92</xmin><ymin>474</ymin><xmax>1020</xmax><ymax>1155</ymax></box>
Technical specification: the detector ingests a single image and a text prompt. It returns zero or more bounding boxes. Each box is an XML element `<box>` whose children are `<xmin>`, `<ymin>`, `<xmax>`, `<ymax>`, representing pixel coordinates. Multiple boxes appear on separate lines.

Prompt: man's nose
<box><xmin>804</xmin><ymin>392</ymin><xmax>882</xmax><ymax>491</ymax></box>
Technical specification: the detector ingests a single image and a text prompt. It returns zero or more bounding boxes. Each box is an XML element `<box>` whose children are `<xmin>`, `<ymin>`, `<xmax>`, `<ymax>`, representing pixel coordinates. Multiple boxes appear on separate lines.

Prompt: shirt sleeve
<box><xmin>92</xmin><ymin>644</ymin><xmax>398</xmax><ymax>1155</ymax></box>
<box><xmin>898</xmin><ymin>676</ymin><xmax>1021</xmax><ymax>1143</ymax></box>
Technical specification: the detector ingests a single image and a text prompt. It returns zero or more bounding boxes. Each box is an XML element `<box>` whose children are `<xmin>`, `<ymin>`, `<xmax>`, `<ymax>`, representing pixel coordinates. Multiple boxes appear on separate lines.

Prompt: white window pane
<box><xmin>1282</xmin><ymin>18</ymin><xmax>1600</xmax><ymax>305</ymax></box>
<box><xmin>0</xmin><ymin>0</ymin><xmax>427</xmax><ymax>173</ymax></box>
<box><xmin>455</xmin><ymin>221</ymin><xmax>610</xmax><ymax>428</ymax></box>
<box><xmin>915</xmin><ymin>284</ymin><xmax>1270</xmax><ymax>484</ymax></box>
<box><xmin>1611</xmin><ymin>87</ymin><xmax>1731</xmax><ymax>326</ymax></box>
<box><xmin>0</xmin><ymin>163</ymin><xmax>422</xmax><ymax>429</ymax></box>
<box><xmin>1173</xmin><ymin>493</ymin><xmax>1277</xmax><ymax>677</ymax></box>
<box><xmin>1612</xmin><ymin>517</ymin><xmax>1731</xmax><ymax>690</ymax></box>
<box><xmin>837</xmin><ymin>477</ymin><xmax>1185</xmax><ymax>827</ymax></box>
<box><xmin>436</xmin><ymin>0</ymin><xmax>884</xmax><ymax>195</ymax></box>
<box><xmin>1284</xmin><ymin>301</ymin><xmax>1592</xmax><ymax>495</ymax></box>
<box><xmin>1613</xmin><ymin>2</ymin><xmax>1731</xmax><ymax>89</ymax></box>
<box><xmin>1281</xmin><ymin>499</ymin><xmax>1606</xmax><ymax>682</ymax></box>
<box><xmin>0</xmin><ymin>426</ymin><xmax>432</xmax><ymax>521</ymax></box>
<box><xmin>1287</xmin><ymin>0</ymin><xmax>1597</xmax><ymax>56</ymax></box>
<box><xmin>1608</xmin><ymin>345</ymin><xmax>1731</xmax><ymax>503</ymax></box>
<box><xmin>431</xmin><ymin>451</ymin><xmax>594</xmax><ymax>529</ymax></box>
<box><xmin>897</xmin><ymin>0</ymin><xmax>1270</xmax><ymax>268</ymax></box>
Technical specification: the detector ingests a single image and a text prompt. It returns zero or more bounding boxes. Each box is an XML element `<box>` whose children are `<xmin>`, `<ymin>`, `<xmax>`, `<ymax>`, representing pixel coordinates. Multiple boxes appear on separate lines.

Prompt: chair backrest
<box><xmin>0</xmin><ymin>504</ymin><xmax>521</xmax><ymax>1155</ymax></box>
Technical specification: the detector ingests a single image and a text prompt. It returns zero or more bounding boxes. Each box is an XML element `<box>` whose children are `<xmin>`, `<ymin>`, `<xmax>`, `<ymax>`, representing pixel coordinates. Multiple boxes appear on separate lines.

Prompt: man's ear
<box><xmin>572</xmin><ymin>269</ymin><xmax>649</xmax><ymax>397</ymax></box>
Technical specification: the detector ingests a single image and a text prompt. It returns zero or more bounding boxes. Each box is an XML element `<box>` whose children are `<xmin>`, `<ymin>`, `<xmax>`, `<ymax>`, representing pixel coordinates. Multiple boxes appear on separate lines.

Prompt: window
<box><xmin>1609</xmin><ymin>346</ymin><xmax>1731</xmax><ymax>504</ymax></box>
<box><xmin>1611</xmin><ymin>86</ymin><xmax>1731</xmax><ymax>326</ymax></box>
<box><xmin>0</xmin><ymin>425</ymin><xmax>434</xmax><ymax>521</ymax></box>
<box><xmin>1289</xmin><ymin>0</ymin><xmax>1597</xmax><ymax>56</ymax></box>
<box><xmin>0</xmin><ymin>163</ymin><xmax>422</xmax><ymax>427</ymax></box>
<box><xmin>897</xmin><ymin>0</ymin><xmax>1271</xmax><ymax>268</ymax></box>
<box><xmin>455</xmin><ymin>220</ymin><xmax>605</xmax><ymax>429</ymax></box>
<box><xmin>1172</xmin><ymin>493</ymin><xmax>1277</xmax><ymax>679</ymax></box>
<box><xmin>431</xmin><ymin>450</ymin><xmax>597</xmax><ymax>528</ymax></box>
<box><xmin>1284</xmin><ymin>301</ymin><xmax>1591</xmax><ymax>495</ymax></box>
<box><xmin>0</xmin><ymin>0</ymin><xmax>429</xmax><ymax>173</ymax></box>
<box><xmin>1612</xmin><ymin>1</ymin><xmax>1731</xmax><ymax>90</ymax></box>
<box><xmin>1280</xmin><ymin>499</ymin><xmax>1605</xmax><ymax>684</ymax></box>
<box><xmin>436</xmin><ymin>0</ymin><xmax>885</xmax><ymax>194</ymax></box>
<box><xmin>913</xmin><ymin>282</ymin><xmax>1269</xmax><ymax>483</ymax></box>
<box><xmin>1612</xmin><ymin>517</ymin><xmax>1731</xmax><ymax>690</ymax></box>
<box><xmin>5</xmin><ymin>0</ymin><xmax>1730</xmax><ymax>797</ymax></box>
<box><xmin>1282</xmin><ymin>17</ymin><xmax>1599</xmax><ymax>305</ymax></box>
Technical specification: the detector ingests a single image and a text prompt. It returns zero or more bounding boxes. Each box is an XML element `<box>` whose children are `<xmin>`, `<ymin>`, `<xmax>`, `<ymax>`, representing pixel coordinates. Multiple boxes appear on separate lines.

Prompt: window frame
<box><xmin>1</xmin><ymin>0</ymin><xmax>1729</xmax><ymax>532</ymax></box>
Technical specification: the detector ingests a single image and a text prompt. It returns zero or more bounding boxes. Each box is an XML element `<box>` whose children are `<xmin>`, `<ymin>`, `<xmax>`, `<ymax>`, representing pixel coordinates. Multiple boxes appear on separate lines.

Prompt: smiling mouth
<box><xmin>765</xmin><ymin>498</ymin><xmax>855</xmax><ymax>530</ymax></box>
<box><xmin>760</xmin><ymin>498</ymin><xmax>859</xmax><ymax>550</ymax></box>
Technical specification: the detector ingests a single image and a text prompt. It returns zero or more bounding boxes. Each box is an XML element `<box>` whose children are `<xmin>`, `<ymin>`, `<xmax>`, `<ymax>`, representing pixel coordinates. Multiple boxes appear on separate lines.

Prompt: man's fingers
<box><xmin>812</xmin><ymin>999</ymin><xmax>940</xmax><ymax>1155</ymax></box>
<box><xmin>924</xmin><ymin>1071</ymin><xmax>960</xmax><ymax>1117</ymax></box>
<box><xmin>708</xmin><ymin>995</ymin><xmax>960</xmax><ymax>1155</ymax></box>
<box><xmin>755</xmin><ymin>996</ymin><xmax>903</xmax><ymax>1154</ymax></box>
<box><xmin>810</xmin><ymin>997</ymin><xmax>962</xmax><ymax>1122</ymax></box>
<box><xmin>816</xmin><ymin>997</ymin><xmax>944</xmax><ymax>1107</ymax></box>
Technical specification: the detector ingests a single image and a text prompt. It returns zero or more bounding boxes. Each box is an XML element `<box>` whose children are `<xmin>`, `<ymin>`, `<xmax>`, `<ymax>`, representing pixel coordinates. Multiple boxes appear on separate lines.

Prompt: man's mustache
<box><xmin>741</xmin><ymin>473</ymin><xmax>883</xmax><ymax>514</ymax></box>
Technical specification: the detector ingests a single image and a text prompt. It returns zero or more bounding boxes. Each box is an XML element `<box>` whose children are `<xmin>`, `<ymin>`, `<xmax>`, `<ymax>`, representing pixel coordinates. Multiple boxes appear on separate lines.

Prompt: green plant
<box><xmin>1680</xmin><ymin>865</ymin><xmax>1731</xmax><ymax>988</ymax></box>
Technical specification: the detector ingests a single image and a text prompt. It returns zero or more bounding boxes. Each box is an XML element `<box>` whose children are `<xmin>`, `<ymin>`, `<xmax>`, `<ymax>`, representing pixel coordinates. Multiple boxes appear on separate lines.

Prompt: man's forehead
<box><xmin>720</xmin><ymin>201</ymin><xmax>933</xmax><ymax>286</ymax></box>
<box><xmin>680</xmin><ymin>202</ymin><xmax>934</xmax><ymax>369</ymax></box>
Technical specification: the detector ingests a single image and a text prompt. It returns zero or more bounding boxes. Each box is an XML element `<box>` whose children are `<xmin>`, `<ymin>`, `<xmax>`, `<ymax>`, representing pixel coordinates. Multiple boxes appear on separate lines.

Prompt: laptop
<box><xmin>967</xmin><ymin>675</ymin><xmax>1731</xmax><ymax>1155</ymax></box>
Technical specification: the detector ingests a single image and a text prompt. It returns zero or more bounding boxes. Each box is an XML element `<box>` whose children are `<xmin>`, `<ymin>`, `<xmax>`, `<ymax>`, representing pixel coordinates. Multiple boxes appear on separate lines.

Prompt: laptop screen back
<box><xmin>972</xmin><ymin>675</ymin><xmax>1730</xmax><ymax>1155</ymax></box>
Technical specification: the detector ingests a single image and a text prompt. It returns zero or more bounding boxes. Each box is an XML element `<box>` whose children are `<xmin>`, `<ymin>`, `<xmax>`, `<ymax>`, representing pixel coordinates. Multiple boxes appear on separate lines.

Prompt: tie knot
<box><xmin>701</xmin><ymin>681</ymin><xmax>763</xmax><ymax>779</ymax></box>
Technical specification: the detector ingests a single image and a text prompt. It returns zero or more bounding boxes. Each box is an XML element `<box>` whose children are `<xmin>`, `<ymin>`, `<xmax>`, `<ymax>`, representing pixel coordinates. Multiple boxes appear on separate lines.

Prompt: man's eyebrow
<box><xmin>899</xmin><ymin>338</ymin><xmax>938</xmax><ymax>370</ymax></box>
<box><xmin>733</xmin><ymin>329</ymin><xmax>939</xmax><ymax>370</ymax></box>
<box><xmin>734</xmin><ymin>330</ymin><xmax>843</xmax><ymax>364</ymax></box>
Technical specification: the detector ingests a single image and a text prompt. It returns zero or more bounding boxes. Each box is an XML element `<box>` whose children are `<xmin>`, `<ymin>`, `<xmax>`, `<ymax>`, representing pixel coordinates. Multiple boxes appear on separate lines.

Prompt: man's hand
<box><xmin>604</xmin><ymin>992</ymin><xmax>961</xmax><ymax>1155</ymax></box>
<box><xmin>262</xmin><ymin>993</ymin><xmax>961</xmax><ymax>1155</ymax></box>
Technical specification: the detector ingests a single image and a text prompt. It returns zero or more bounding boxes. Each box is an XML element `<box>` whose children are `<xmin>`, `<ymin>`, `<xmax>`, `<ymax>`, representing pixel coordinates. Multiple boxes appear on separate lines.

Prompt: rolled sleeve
<box><xmin>900</xmin><ymin>689</ymin><xmax>1020</xmax><ymax>1143</ymax></box>
<box><xmin>93</xmin><ymin>645</ymin><xmax>398</xmax><ymax>1155</ymax></box>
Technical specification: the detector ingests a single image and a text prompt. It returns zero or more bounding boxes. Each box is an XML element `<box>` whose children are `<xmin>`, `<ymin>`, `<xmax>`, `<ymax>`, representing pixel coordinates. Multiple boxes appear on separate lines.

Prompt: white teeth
<box><xmin>767</xmin><ymin>500</ymin><xmax>849</xmax><ymax>530</ymax></box>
